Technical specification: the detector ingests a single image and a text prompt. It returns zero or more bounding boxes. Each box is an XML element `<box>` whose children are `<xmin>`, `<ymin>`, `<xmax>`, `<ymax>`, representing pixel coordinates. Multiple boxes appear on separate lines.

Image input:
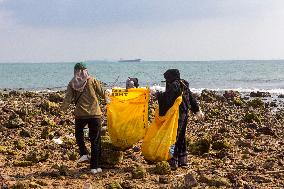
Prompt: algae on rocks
<box><xmin>188</xmin><ymin>138</ymin><xmax>211</xmax><ymax>155</ymax></box>
<box><xmin>154</xmin><ymin>161</ymin><xmax>171</xmax><ymax>175</ymax></box>
<box><xmin>101</xmin><ymin>136</ymin><xmax>123</xmax><ymax>167</ymax></box>
<box><xmin>132</xmin><ymin>166</ymin><xmax>146</xmax><ymax>179</ymax></box>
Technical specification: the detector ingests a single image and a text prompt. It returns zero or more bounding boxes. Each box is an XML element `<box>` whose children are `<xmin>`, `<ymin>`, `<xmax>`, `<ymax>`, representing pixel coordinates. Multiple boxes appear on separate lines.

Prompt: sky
<box><xmin>0</xmin><ymin>0</ymin><xmax>284</xmax><ymax>62</ymax></box>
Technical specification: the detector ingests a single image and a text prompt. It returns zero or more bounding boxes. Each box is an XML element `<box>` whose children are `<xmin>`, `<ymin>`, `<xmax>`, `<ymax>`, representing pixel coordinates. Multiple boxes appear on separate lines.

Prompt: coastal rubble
<box><xmin>0</xmin><ymin>89</ymin><xmax>283</xmax><ymax>188</ymax></box>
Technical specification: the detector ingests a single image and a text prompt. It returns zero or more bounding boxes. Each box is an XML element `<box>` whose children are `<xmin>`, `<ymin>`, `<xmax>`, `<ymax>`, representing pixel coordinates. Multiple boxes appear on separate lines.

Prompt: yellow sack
<box><xmin>107</xmin><ymin>88</ymin><xmax>150</xmax><ymax>150</ymax></box>
<box><xmin>141</xmin><ymin>96</ymin><xmax>182</xmax><ymax>161</ymax></box>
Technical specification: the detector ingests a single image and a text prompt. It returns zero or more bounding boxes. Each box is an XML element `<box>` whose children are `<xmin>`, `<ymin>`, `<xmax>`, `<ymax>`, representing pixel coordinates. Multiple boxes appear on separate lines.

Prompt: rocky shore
<box><xmin>0</xmin><ymin>89</ymin><xmax>284</xmax><ymax>188</ymax></box>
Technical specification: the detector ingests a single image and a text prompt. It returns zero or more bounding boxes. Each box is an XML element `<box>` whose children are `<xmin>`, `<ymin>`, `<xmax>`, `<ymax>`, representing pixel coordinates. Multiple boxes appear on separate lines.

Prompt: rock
<box><xmin>155</xmin><ymin>161</ymin><xmax>171</xmax><ymax>175</ymax></box>
<box><xmin>200</xmin><ymin>175</ymin><xmax>230</xmax><ymax>187</ymax></box>
<box><xmin>184</xmin><ymin>173</ymin><xmax>198</xmax><ymax>188</ymax></box>
<box><xmin>159</xmin><ymin>175</ymin><xmax>170</xmax><ymax>184</ymax></box>
<box><xmin>250</xmin><ymin>91</ymin><xmax>271</xmax><ymax>97</ymax></box>
<box><xmin>83</xmin><ymin>182</ymin><xmax>93</xmax><ymax>189</ymax></box>
<box><xmin>132</xmin><ymin>166</ymin><xmax>146</xmax><ymax>179</ymax></box>
<box><xmin>40</xmin><ymin>127</ymin><xmax>50</xmax><ymax>139</ymax></box>
<box><xmin>201</xmin><ymin>90</ymin><xmax>222</xmax><ymax>102</ymax></box>
<box><xmin>14</xmin><ymin>140</ymin><xmax>25</xmax><ymax>150</ymax></box>
<box><xmin>61</xmin><ymin>137</ymin><xmax>76</xmax><ymax>149</ymax></box>
<box><xmin>233</xmin><ymin>98</ymin><xmax>244</xmax><ymax>106</ymax></box>
<box><xmin>246</xmin><ymin>123</ymin><xmax>259</xmax><ymax>129</ymax></box>
<box><xmin>67</xmin><ymin>150</ymin><xmax>78</xmax><ymax>161</ymax></box>
<box><xmin>243</xmin><ymin>112</ymin><xmax>261</xmax><ymax>124</ymax></box>
<box><xmin>9</xmin><ymin>90</ymin><xmax>20</xmax><ymax>96</ymax></box>
<box><xmin>41</xmin><ymin>118</ymin><xmax>57</xmax><ymax>127</ymax></box>
<box><xmin>107</xmin><ymin>181</ymin><xmax>123</xmax><ymax>189</ymax></box>
<box><xmin>212</xmin><ymin>139</ymin><xmax>231</xmax><ymax>151</ymax></box>
<box><xmin>48</xmin><ymin>93</ymin><xmax>64</xmax><ymax>103</ymax></box>
<box><xmin>223</xmin><ymin>90</ymin><xmax>240</xmax><ymax>100</ymax></box>
<box><xmin>247</xmin><ymin>98</ymin><xmax>264</xmax><ymax>108</ymax></box>
<box><xmin>188</xmin><ymin>138</ymin><xmax>211</xmax><ymax>155</ymax></box>
<box><xmin>0</xmin><ymin>146</ymin><xmax>7</xmax><ymax>153</ymax></box>
<box><xmin>40</xmin><ymin>100</ymin><xmax>59</xmax><ymax>112</ymax></box>
<box><xmin>10</xmin><ymin>181</ymin><xmax>29</xmax><ymax>189</ymax></box>
<box><xmin>52</xmin><ymin>164</ymin><xmax>69</xmax><ymax>176</ymax></box>
<box><xmin>250</xmin><ymin>175</ymin><xmax>272</xmax><ymax>183</ymax></box>
<box><xmin>35</xmin><ymin>180</ymin><xmax>48</xmax><ymax>186</ymax></box>
<box><xmin>256</xmin><ymin>126</ymin><xmax>275</xmax><ymax>136</ymax></box>
<box><xmin>132</xmin><ymin>146</ymin><xmax>140</xmax><ymax>152</ymax></box>
<box><xmin>19</xmin><ymin>129</ymin><xmax>31</xmax><ymax>138</ymax></box>
<box><xmin>25</xmin><ymin>150</ymin><xmax>49</xmax><ymax>163</ymax></box>
<box><xmin>4</xmin><ymin>117</ymin><xmax>25</xmax><ymax>129</ymax></box>
<box><xmin>263</xmin><ymin>161</ymin><xmax>275</xmax><ymax>170</ymax></box>
<box><xmin>100</xmin><ymin>136</ymin><xmax>123</xmax><ymax>167</ymax></box>
<box><xmin>278</xmin><ymin>94</ymin><xmax>284</xmax><ymax>98</ymax></box>
<box><xmin>13</xmin><ymin>160</ymin><xmax>33</xmax><ymax>167</ymax></box>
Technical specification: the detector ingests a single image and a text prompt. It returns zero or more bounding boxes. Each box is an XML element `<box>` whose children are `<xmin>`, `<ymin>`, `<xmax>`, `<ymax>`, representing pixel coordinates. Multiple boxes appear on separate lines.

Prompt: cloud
<box><xmin>0</xmin><ymin>0</ymin><xmax>284</xmax><ymax>62</ymax></box>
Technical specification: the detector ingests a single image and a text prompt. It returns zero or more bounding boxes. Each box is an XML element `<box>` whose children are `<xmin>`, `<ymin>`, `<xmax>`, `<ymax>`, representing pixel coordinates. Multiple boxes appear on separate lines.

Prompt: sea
<box><xmin>0</xmin><ymin>60</ymin><xmax>284</xmax><ymax>94</ymax></box>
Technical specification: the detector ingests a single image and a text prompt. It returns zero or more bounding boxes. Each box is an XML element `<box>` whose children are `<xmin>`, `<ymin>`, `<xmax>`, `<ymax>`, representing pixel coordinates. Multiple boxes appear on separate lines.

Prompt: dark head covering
<box><xmin>74</xmin><ymin>62</ymin><xmax>87</xmax><ymax>71</ymax></box>
<box><xmin>163</xmin><ymin>69</ymin><xmax>180</xmax><ymax>83</ymax></box>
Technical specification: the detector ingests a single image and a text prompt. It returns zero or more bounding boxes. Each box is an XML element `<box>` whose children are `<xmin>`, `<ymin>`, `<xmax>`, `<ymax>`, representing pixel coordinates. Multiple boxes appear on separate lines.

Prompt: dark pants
<box><xmin>75</xmin><ymin>118</ymin><xmax>101</xmax><ymax>169</ymax></box>
<box><xmin>173</xmin><ymin>112</ymin><xmax>189</xmax><ymax>166</ymax></box>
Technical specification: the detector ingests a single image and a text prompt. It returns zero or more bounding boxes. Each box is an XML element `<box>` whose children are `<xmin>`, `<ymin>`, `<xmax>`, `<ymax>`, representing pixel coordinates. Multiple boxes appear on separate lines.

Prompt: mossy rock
<box><xmin>62</xmin><ymin>137</ymin><xmax>76</xmax><ymax>149</ymax></box>
<box><xmin>41</xmin><ymin>118</ymin><xmax>57</xmax><ymax>127</ymax></box>
<box><xmin>0</xmin><ymin>146</ymin><xmax>7</xmax><ymax>153</ymax></box>
<box><xmin>247</xmin><ymin>98</ymin><xmax>264</xmax><ymax>108</ymax></box>
<box><xmin>48</xmin><ymin>93</ymin><xmax>64</xmax><ymax>103</ymax></box>
<box><xmin>101</xmin><ymin>149</ymin><xmax>123</xmax><ymax>166</ymax></box>
<box><xmin>101</xmin><ymin>136</ymin><xmax>123</xmax><ymax>166</ymax></box>
<box><xmin>23</xmin><ymin>91</ymin><xmax>37</xmax><ymax>97</ymax></box>
<box><xmin>212</xmin><ymin>139</ymin><xmax>231</xmax><ymax>151</ymax></box>
<box><xmin>67</xmin><ymin>150</ymin><xmax>78</xmax><ymax>161</ymax></box>
<box><xmin>155</xmin><ymin>161</ymin><xmax>171</xmax><ymax>175</ymax></box>
<box><xmin>10</xmin><ymin>181</ymin><xmax>30</xmax><ymax>189</ymax></box>
<box><xmin>52</xmin><ymin>164</ymin><xmax>69</xmax><ymax>176</ymax></box>
<box><xmin>107</xmin><ymin>181</ymin><xmax>123</xmax><ymax>189</ymax></box>
<box><xmin>35</xmin><ymin>180</ymin><xmax>48</xmax><ymax>186</ymax></box>
<box><xmin>209</xmin><ymin>178</ymin><xmax>230</xmax><ymax>187</ymax></box>
<box><xmin>20</xmin><ymin>129</ymin><xmax>31</xmax><ymax>138</ymax></box>
<box><xmin>200</xmin><ymin>175</ymin><xmax>230</xmax><ymax>187</ymax></box>
<box><xmin>25</xmin><ymin>150</ymin><xmax>49</xmax><ymax>163</ymax></box>
<box><xmin>201</xmin><ymin>90</ymin><xmax>219</xmax><ymax>102</ymax></box>
<box><xmin>40</xmin><ymin>100</ymin><xmax>60</xmax><ymax>114</ymax></box>
<box><xmin>13</xmin><ymin>160</ymin><xmax>33</xmax><ymax>167</ymax></box>
<box><xmin>4</xmin><ymin>117</ymin><xmax>25</xmax><ymax>129</ymax></box>
<box><xmin>27</xmin><ymin>139</ymin><xmax>36</xmax><ymax>146</ymax></box>
<box><xmin>243</xmin><ymin>112</ymin><xmax>261</xmax><ymax>124</ymax></box>
<box><xmin>14</xmin><ymin>140</ymin><xmax>26</xmax><ymax>150</ymax></box>
<box><xmin>6</xmin><ymin>149</ymin><xmax>18</xmax><ymax>155</ymax></box>
<box><xmin>188</xmin><ymin>138</ymin><xmax>211</xmax><ymax>155</ymax></box>
<box><xmin>132</xmin><ymin>166</ymin><xmax>146</xmax><ymax>179</ymax></box>
<box><xmin>233</xmin><ymin>98</ymin><xmax>244</xmax><ymax>106</ymax></box>
<box><xmin>41</xmin><ymin>127</ymin><xmax>50</xmax><ymax>139</ymax></box>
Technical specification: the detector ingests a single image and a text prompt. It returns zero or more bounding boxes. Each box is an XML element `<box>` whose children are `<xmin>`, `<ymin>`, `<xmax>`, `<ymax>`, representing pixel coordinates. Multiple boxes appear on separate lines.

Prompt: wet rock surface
<box><xmin>0</xmin><ymin>90</ymin><xmax>284</xmax><ymax>188</ymax></box>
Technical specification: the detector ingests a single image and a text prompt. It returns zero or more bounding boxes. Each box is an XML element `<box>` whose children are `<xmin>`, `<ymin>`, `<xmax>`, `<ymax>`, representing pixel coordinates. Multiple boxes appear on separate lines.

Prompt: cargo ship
<box><xmin>118</xmin><ymin>58</ymin><xmax>141</xmax><ymax>62</ymax></box>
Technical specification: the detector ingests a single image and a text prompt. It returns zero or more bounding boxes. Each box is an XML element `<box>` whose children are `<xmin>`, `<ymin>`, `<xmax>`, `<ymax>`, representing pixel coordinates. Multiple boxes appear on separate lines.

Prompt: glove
<box><xmin>195</xmin><ymin>110</ymin><xmax>205</xmax><ymax>120</ymax></box>
<box><xmin>105</xmin><ymin>97</ymin><xmax>111</xmax><ymax>104</ymax></box>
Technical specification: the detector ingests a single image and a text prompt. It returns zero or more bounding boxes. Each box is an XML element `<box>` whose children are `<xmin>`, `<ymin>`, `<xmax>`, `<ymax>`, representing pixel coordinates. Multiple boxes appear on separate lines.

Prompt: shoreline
<box><xmin>1</xmin><ymin>89</ymin><xmax>284</xmax><ymax>188</ymax></box>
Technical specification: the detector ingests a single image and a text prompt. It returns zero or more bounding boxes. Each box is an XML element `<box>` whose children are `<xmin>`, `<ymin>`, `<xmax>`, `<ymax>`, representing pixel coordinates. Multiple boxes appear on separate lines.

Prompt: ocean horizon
<box><xmin>1</xmin><ymin>60</ymin><xmax>284</xmax><ymax>94</ymax></box>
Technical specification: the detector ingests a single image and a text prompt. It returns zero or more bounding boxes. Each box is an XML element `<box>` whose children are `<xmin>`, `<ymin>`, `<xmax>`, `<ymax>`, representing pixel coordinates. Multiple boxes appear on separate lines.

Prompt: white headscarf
<box><xmin>70</xmin><ymin>69</ymin><xmax>91</xmax><ymax>92</ymax></box>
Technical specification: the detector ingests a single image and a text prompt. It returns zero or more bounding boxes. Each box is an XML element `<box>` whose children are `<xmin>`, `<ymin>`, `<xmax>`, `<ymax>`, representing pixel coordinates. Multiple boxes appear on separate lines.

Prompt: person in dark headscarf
<box><xmin>61</xmin><ymin>62</ymin><xmax>107</xmax><ymax>174</ymax></box>
<box><xmin>126</xmin><ymin>77</ymin><xmax>139</xmax><ymax>89</ymax></box>
<box><xmin>156</xmin><ymin>69</ymin><xmax>204</xmax><ymax>169</ymax></box>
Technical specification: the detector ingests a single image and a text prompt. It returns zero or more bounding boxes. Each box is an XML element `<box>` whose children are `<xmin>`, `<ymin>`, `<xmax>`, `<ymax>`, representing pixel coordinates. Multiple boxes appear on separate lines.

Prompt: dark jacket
<box><xmin>157</xmin><ymin>69</ymin><xmax>199</xmax><ymax>116</ymax></box>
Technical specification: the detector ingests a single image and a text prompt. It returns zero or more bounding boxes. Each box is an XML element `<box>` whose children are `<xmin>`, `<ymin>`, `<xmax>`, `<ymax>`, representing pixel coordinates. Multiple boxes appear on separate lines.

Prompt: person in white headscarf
<box><xmin>61</xmin><ymin>62</ymin><xmax>107</xmax><ymax>174</ymax></box>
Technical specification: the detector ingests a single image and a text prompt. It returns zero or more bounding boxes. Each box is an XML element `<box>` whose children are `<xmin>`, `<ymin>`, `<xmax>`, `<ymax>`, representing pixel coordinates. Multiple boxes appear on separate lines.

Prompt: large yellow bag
<box><xmin>142</xmin><ymin>96</ymin><xmax>182</xmax><ymax>161</ymax></box>
<box><xmin>107</xmin><ymin>88</ymin><xmax>150</xmax><ymax>150</ymax></box>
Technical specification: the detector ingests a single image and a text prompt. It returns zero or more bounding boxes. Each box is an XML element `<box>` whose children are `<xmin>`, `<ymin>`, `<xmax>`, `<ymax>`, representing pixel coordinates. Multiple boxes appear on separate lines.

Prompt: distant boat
<box><xmin>118</xmin><ymin>58</ymin><xmax>141</xmax><ymax>62</ymax></box>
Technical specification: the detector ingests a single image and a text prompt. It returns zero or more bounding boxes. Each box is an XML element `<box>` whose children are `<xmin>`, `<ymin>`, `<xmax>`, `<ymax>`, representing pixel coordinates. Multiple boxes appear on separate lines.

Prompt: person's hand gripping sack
<box><xmin>195</xmin><ymin>109</ymin><xmax>205</xmax><ymax>120</ymax></box>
